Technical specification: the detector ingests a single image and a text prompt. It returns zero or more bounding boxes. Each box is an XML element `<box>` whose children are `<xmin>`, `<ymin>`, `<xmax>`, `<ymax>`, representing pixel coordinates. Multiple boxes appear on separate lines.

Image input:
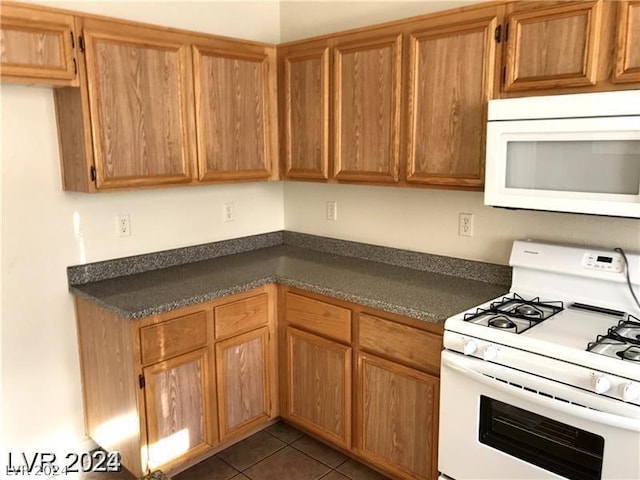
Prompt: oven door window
<box><xmin>479</xmin><ymin>396</ymin><xmax>604</xmax><ymax>480</ymax></box>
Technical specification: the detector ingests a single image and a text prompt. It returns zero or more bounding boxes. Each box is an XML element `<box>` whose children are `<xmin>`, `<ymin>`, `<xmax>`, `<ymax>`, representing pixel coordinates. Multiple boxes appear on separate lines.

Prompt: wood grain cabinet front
<box><xmin>283</xmin><ymin>326</ymin><xmax>352</xmax><ymax>449</ymax></box>
<box><xmin>614</xmin><ymin>0</ymin><xmax>640</xmax><ymax>83</ymax></box>
<box><xmin>406</xmin><ymin>5</ymin><xmax>504</xmax><ymax>188</ymax></box>
<box><xmin>279</xmin><ymin>41</ymin><xmax>331</xmax><ymax>180</ymax></box>
<box><xmin>193</xmin><ymin>42</ymin><xmax>277</xmax><ymax>182</ymax></box>
<box><xmin>143</xmin><ymin>347</ymin><xmax>215</xmax><ymax>470</ymax></box>
<box><xmin>356</xmin><ymin>353</ymin><xmax>439</xmax><ymax>480</ymax></box>
<box><xmin>0</xmin><ymin>3</ymin><xmax>78</xmax><ymax>86</ymax></box>
<box><xmin>333</xmin><ymin>31</ymin><xmax>402</xmax><ymax>183</ymax></box>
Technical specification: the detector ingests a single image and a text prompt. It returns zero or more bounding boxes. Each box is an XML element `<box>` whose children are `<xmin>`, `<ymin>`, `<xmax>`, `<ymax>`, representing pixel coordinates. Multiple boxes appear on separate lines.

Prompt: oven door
<box><xmin>438</xmin><ymin>350</ymin><xmax>640</xmax><ymax>480</ymax></box>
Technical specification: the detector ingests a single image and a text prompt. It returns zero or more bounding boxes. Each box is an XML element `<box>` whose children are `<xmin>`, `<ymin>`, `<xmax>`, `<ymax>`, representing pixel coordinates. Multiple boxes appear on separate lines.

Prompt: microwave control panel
<box><xmin>582</xmin><ymin>252</ymin><xmax>624</xmax><ymax>273</ymax></box>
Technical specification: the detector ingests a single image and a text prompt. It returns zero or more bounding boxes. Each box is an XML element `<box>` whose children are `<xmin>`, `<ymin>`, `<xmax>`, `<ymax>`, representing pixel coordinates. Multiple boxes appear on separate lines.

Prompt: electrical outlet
<box><xmin>327</xmin><ymin>201</ymin><xmax>337</xmax><ymax>221</ymax></box>
<box><xmin>459</xmin><ymin>213</ymin><xmax>474</xmax><ymax>237</ymax></box>
<box><xmin>116</xmin><ymin>214</ymin><xmax>131</xmax><ymax>237</ymax></box>
<box><xmin>223</xmin><ymin>202</ymin><xmax>235</xmax><ymax>222</ymax></box>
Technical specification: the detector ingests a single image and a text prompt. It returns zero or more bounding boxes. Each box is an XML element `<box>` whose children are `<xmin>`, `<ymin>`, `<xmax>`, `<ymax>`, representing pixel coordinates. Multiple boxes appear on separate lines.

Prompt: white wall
<box><xmin>284</xmin><ymin>182</ymin><xmax>640</xmax><ymax>265</ymax></box>
<box><xmin>1</xmin><ymin>1</ymin><xmax>283</xmax><ymax>466</ymax></box>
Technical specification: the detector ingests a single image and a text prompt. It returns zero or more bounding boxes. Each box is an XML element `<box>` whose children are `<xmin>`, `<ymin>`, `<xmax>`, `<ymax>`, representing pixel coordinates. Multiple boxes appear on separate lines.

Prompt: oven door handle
<box><xmin>442</xmin><ymin>353</ymin><xmax>640</xmax><ymax>432</ymax></box>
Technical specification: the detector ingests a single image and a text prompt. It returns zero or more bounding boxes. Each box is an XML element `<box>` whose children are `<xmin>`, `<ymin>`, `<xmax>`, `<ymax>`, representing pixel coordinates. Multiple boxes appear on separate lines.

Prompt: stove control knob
<box><xmin>592</xmin><ymin>374</ymin><xmax>611</xmax><ymax>394</ymax></box>
<box><xmin>621</xmin><ymin>383</ymin><xmax>640</xmax><ymax>402</ymax></box>
<box><xmin>483</xmin><ymin>345</ymin><xmax>498</xmax><ymax>361</ymax></box>
<box><xmin>463</xmin><ymin>339</ymin><xmax>477</xmax><ymax>356</ymax></box>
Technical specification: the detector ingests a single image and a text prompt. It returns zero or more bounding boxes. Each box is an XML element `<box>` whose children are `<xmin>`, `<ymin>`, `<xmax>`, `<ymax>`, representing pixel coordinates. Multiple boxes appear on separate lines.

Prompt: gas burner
<box><xmin>514</xmin><ymin>304</ymin><xmax>541</xmax><ymax>317</ymax></box>
<box><xmin>488</xmin><ymin>316</ymin><xmax>517</xmax><ymax>330</ymax></box>
<box><xmin>618</xmin><ymin>346</ymin><xmax>640</xmax><ymax>362</ymax></box>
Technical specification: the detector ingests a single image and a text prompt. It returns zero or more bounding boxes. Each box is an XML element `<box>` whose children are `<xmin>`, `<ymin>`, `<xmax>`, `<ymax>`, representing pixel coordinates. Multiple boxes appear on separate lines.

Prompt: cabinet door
<box><xmin>282</xmin><ymin>44</ymin><xmax>330</xmax><ymax>180</ymax></box>
<box><xmin>333</xmin><ymin>33</ymin><xmax>402</xmax><ymax>183</ymax></box>
<box><xmin>144</xmin><ymin>347</ymin><xmax>212</xmax><ymax>470</ymax></box>
<box><xmin>0</xmin><ymin>4</ymin><xmax>77</xmax><ymax>86</ymax></box>
<box><xmin>356</xmin><ymin>353</ymin><xmax>439</xmax><ymax>480</ymax></box>
<box><xmin>504</xmin><ymin>1</ymin><xmax>602</xmax><ymax>92</ymax></box>
<box><xmin>614</xmin><ymin>1</ymin><xmax>640</xmax><ymax>83</ymax></box>
<box><xmin>82</xmin><ymin>19</ymin><xmax>195</xmax><ymax>189</ymax></box>
<box><xmin>284</xmin><ymin>326</ymin><xmax>351</xmax><ymax>449</ymax></box>
<box><xmin>215</xmin><ymin>326</ymin><xmax>271</xmax><ymax>441</ymax></box>
<box><xmin>406</xmin><ymin>7</ymin><xmax>503</xmax><ymax>188</ymax></box>
<box><xmin>193</xmin><ymin>44</ymin><xmax>274</xmax><ymax>181</ymax></box>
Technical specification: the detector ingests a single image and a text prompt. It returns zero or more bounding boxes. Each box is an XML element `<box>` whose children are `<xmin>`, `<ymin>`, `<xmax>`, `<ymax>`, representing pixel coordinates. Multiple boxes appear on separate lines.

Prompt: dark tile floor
<box><xmin>81</xmin><ymin>422</ymin><xmax>389</xmax><ymax>480</ymax></box>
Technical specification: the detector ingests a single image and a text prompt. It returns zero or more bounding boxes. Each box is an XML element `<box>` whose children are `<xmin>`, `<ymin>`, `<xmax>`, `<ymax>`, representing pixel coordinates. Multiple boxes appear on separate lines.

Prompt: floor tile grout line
<box><xmin>288</xmin><ymin>440</ymin><xmax>349</xmax><ymax>470</ymax></box>
<box><xmin>236</xmin><ymin>442</ymin><xmax>288</xmax><ymax>473</ymax></box>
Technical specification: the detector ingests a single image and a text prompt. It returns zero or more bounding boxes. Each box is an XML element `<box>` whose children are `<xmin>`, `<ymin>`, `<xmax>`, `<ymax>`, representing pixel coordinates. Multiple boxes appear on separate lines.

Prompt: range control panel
<box><xmin>583</xmin><ymin>252</ymin><xmax>624</xmax><ymax>273</ymax></box>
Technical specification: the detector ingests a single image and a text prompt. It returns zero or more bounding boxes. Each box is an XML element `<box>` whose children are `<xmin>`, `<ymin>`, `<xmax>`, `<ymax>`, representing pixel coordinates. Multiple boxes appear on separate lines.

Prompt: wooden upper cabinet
<box><xmin>614</xmin><ymin>1</ymin><xmax>640</xmax><ymax>83</ymax></box>
<box><xmin>280</xmin><ymin>42</ymin><xmax>330</xmax><ymax>180</ymax></box>
<box><xmin>81</xmin><ymin>19</ymin><xmax>195</xmax><ymax>189</ymax></box>
<box><xmin>406</xmin><ymin>6</ymin><xmax>504</xmax><ymax>188</ymax></box>
<box><xmin>504</xmin><ymin>1</ymin><xmax>603</xmax><ymax>92</ymax></box>
<box><xmin>333</xmin><ymin>32</ymin><xmax>402</xmax><ymax>183</ymax></box>
<box><xmin>0</xmin><ymin>3</ymin><xmax>78</xmax><ymax>86</ymax></box>
<box><xmin>193</xmin><ymin>42</ymin><xmax>276</xmax><ymax>181</ymax></box>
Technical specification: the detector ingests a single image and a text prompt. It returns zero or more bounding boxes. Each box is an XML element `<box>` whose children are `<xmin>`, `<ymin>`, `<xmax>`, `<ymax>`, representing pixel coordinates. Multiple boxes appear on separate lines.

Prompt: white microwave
<box><xmin>484</xmin><ymin>91</ymin><xmax>640</xmax><ymax>218</ymax></box>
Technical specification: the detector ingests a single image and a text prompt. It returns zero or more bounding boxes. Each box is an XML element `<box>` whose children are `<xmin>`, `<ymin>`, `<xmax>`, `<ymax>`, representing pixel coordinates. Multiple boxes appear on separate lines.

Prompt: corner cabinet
<box><xmin>55</xmin><ymin>16</ymin><xmax>277</xmax><ymax>192</ymax></box>
<box><xmin>333</xmin><ymin>30</ymin><xmax>402</xmax><ymax>183</ymax></box>
<box><xmin>405</xmin><ymin>5</ymin><xmax>504</xmax><ymax>188</ymax></box>
<box><xmin>280</xmin><ymin>287</ymin><xmax>443</xmax><ymax>480</ymax></box>
<box><xmin>193</xmin><ymin>42</ymin><xmax>277</xmax><ymax>182</ymax></box>
<box><xmin>74</xmin><ymin>285</ymin><xmax>277</xmax><ymax>477</ymax></box>
<box><xmin>279</xmin><ymin>40</ymin><xmax>331</xmax><ymax>181</ymax></box>
<box><xmin>0</xmin><ymin>3</ymin><xmax>78</xmax><ymax>86</ymax></box>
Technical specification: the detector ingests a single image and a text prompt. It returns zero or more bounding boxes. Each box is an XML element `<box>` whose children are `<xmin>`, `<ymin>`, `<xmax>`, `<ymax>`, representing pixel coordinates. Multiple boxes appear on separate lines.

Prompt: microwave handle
<box><xmin>442</xmin><ymin>353</ymin><xmax>640</xmax><ymax>432</ymax></box>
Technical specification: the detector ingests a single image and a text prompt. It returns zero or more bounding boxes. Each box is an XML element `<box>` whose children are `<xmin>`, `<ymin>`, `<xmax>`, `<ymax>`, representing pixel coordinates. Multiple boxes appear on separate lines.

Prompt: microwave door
<box><xmin>485</xmin><ymin>116</ymin><xmax>640</xmax><ymax>218</ymax></box>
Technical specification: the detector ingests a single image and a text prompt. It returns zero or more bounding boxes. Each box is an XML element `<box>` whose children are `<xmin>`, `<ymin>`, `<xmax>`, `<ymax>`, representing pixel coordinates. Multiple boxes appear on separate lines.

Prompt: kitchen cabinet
<box><xmin>55</xmin><ymin>16</ymin><xmax>277</xmax><ymax>192</ymax></box>
<box><xmin>279</xmin><ymin>39</ymin><xmax>330</xmax><ymax>180</ymax></box>
<box><xmin>74</xmin><ymin>285</ymin><xmax>276</xmax><ymax>477</ymax></box>
<box><xmin>215</xmin><ymin>326</ymin><xmax>272</xmax><ymax>442</ymax></box>
<box><xmin>357</xmin><ymin>353</ymin><xmax>439</xmax><ymax>480</ymax></box>
<box><xmin>614</xmin><ymin>0</ymin><xmax>640</xmax><ymax>83</ymax></box>
<box><xmin>0</xmin><ymin>3</ymin><xmax>78</xmax><ymax>86</ymax></box>
<box><xmin>356</xmin><ymin>313</ymin><xmax>442</xmax><ymax>480</ymax></box>
<box><xmin>144</xmin><ymin>347</ymin><xmax>214</xmax><ymax>470</ymax></box>
<box><xmin>503</xmin><ymin>1</ymin><xmax>603</xmax><ymax>92</ymax></box>
<box><xmin>280</xmin><ymin>287</ymin><xmax>444</xmax><ymax>479</ymax></box>
<box><xmin>333</xmin><ymin>29</ymin><xmax>402</xmax><ymax>183</ymax></box>
<box><xmin>193</xmin><ymin>41</ymin><xmax>277</xmax><ymax>181</ymax></box>
<box><xmin>406</xmin><ymin>5</ymin><xmax>504</xmax><ymax>188</ymax></box>
<box><xmin>55</xmin><ymin>17</ymin><xmax>196</xmax><ymax>191</ymax></box>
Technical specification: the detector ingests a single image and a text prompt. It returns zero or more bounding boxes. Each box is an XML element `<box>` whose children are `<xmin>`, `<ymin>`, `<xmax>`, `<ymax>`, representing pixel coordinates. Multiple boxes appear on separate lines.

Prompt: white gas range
<box><xmin>438</xmin><ymin>240</ymin><xmax>640</xmax><ymax>480</ymax></box>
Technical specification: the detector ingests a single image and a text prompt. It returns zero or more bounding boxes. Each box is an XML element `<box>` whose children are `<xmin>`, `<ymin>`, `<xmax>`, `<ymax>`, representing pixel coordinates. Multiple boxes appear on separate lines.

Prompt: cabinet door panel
<box><xmin>144</xmin><ymin>348</ymin><xmax>211</xmax><ymax>470</ymax></box>
<box><xmin>357</xmin><ymin>353</ymin><xmax>439</xmax><ymax>480</ymax></box>
<box><xmin>505</xmin><ymin>1</ymin><xmax>602</xmax><ymax>91</ymax></box>
<box><xmin>216</xmin><ymin>327</ymin><xmax>271</xmax><ymax>441</ymax></box>
<box><xmin>285</xmin><ymin>327</ymin><xmax>351</xmax><ymax>448</ymax></box>
<box><xmin>334</xmin><ymin>34</ymin><xmax>402</xmax><ymax>182</ymax></box>
<box><xmin>83</xmin><ymin>20</ymin><xmax>194</xmax><ymax>189</ymax></box>
<box><xmin>283</xmin><ymin>46</ymin><xmax>330</xmax><ymax>180</ymax></box>
<box><xmin>194</xmin><ymin>47</ymin><xmax>271</xmax><ymax>181</ymax></box>
<box><xmin>407</xmin><ymin>10</ymin><xmax>501</xmax><ymax>187</ymax></box>
<box><xmin>614</xmin><ymin>1</ymin><xmax>640</xmax><ymax>83</ymax></box>
<box><xmin>0</xmin><ymin>5</ymin><xmax>77</xmax><ymax>85</ymax></box>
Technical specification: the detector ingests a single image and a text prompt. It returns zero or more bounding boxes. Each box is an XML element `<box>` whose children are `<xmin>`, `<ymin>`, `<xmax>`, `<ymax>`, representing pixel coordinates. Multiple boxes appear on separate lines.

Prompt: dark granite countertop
<box><xmin>70</xmin><ymin>245</ymin><xmax>509</xmax><ymax>323</ymax></box>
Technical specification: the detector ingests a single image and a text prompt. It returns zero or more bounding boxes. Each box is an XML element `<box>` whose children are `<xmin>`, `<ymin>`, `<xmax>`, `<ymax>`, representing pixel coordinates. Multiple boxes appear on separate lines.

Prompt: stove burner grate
<box><xmin>490</xmin><ymin>293</ymin><xmax>564</xmax><ymax>322</ymax></box>
<box><xmin>488</xmin><ymin>315</ymin><xmax>517</xmax><ymax>330</ymax></box>
<box><xmin>617</xmin><ymin>346</ymin><xmax>640</xmax><ymax>362</ymax></box>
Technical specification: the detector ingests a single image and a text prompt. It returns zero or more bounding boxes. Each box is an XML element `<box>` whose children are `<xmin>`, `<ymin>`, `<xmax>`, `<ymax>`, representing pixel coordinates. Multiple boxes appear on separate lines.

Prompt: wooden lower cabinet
<box><xmin>356</xmin><ymin>353</ymin><xmax>439</xmax><ymax>480</ymax></box>
<box><xmin>216</xmin><ymin>326</ymin><xmax>272</xmax><ymax>441</ymax></box>
<box><xmin>284</xmin><ymin>326</ymin><xmax>352</xmax><ymax>449</ymax></box>
<box><xmin>75</xmin><ymin>285</ymin><xmax>276</xmax><ymax>477</ymax></box>
<box><xmin>144</xmin><ymin>347</ymin><xmax>214</xmax><ymax>470</ymax></box>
